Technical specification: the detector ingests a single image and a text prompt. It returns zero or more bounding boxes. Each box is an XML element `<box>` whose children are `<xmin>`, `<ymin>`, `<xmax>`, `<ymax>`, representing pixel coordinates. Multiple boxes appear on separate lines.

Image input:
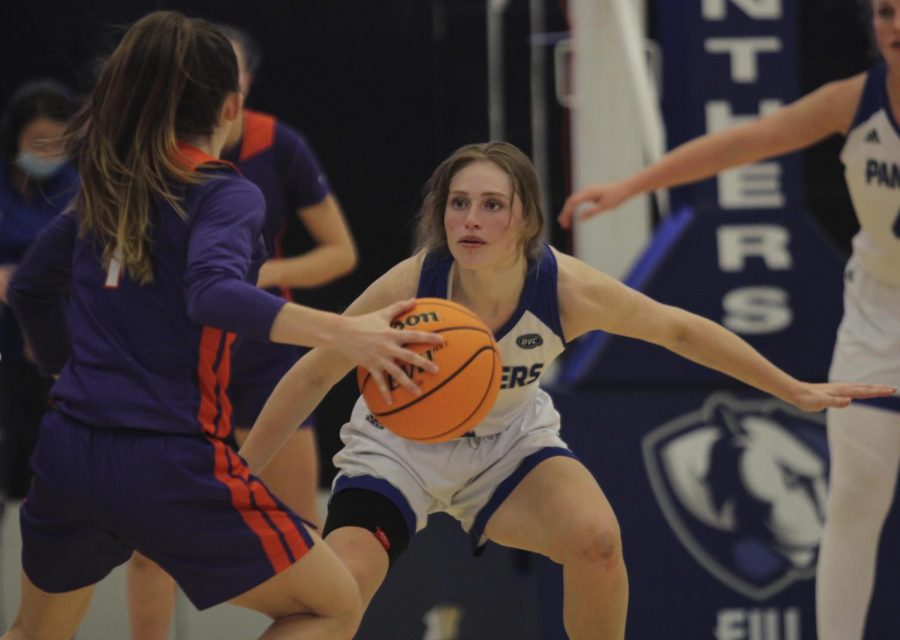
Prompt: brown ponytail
<box><xmin>66</xmin><ymin>11</ymin><xmax>239</xmax><ymax>284</ymax></box>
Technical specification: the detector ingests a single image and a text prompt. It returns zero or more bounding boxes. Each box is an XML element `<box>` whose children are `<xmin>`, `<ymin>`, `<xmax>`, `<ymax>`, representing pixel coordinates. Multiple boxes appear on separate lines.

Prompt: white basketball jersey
<box><xmin>840</xmin><ymin>62</ymin><xmax>900</xmax><ymax>287</ymax></box>
<box><xmin>417</xmin><ymin>245</ymin><xmax>566</xmax><ymax>436</ymax></box>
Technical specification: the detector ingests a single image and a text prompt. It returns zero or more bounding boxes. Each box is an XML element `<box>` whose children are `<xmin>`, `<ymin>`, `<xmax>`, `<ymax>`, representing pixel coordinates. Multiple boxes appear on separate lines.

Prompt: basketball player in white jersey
<box><xmin>559</xmin><ymin>3</ymin><xmax>900</xmax><ymax>637</ymax></box>
<box><xmin>241</xmin><ymin>142</ymin><xmax>892</xmax><ymax>640</ymax></box>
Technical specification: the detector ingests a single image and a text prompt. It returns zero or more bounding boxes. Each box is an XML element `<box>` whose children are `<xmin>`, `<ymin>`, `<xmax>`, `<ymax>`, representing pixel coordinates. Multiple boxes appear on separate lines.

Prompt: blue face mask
<box><xmin>14</xmin><ymin>151</ymin><xmax>67</xmax><ymax>181</ymax></box>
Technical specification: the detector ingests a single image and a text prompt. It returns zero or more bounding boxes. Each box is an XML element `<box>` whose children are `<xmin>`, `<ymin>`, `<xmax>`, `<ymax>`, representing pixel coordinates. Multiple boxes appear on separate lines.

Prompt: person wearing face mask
<box><xmin>0</xmin><ymin>79</ymin><xmax>78</xmax><ymax>502</ymax></box>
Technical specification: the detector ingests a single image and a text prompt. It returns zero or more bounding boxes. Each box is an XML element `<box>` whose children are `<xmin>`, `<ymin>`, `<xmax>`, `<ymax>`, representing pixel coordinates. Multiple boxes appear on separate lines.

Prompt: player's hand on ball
<box><xmin>338</xmin><ymin>298</ymin><xmax>442</xmax><ymax>404</ymax></box>
<box><xmin>786</xmin><ymin>382</ymin><xmax>896</xmax><ymax>412</ymax></box>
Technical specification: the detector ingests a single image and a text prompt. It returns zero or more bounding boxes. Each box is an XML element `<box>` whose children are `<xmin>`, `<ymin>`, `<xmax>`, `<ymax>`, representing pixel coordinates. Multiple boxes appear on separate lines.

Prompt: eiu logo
<box><xmin>642</xmin><ymin>393</ymin><xmax>827</xmax><ymax>600</ymax></box>
<box><xmin>515</xmin><ymin>333</ymin><xmax>543</xmax><ymax>349</ymax></box>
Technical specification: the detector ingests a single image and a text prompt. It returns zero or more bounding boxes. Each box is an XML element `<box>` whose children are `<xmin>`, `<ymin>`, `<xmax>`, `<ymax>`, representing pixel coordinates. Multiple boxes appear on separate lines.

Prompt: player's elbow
<box><xmin>335</xmin><ymin>241</ymin><xmax>359</xmax><ymax>277</ymax></box>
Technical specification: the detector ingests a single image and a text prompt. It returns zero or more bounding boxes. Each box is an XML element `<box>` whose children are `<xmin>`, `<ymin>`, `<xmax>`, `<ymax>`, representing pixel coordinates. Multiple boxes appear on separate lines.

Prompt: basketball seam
<box><xmin>370</xmin><ymin>344</ymin><xmax>498</xmax><ymax>418</ymax></box>
<box><xmin>413</xmin><ymin>346</ymin><xmax>502</xmax><ymax>441</ymax></box>
<box><xmin>358</xmin><ymin>325</ymin><xmax>495</xmax><ymax>390</ymax></box>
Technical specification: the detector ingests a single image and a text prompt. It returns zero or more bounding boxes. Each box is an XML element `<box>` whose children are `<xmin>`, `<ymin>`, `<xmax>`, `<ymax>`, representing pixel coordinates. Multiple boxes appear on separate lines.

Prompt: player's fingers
<box><xmin>371</xmin><ymin>369</ymin><xmax>394</xmax><ymax>405</ymax></box>
<box><xmin>394</xmin><ymin>328</ymin><xmax>443</xmax><ymax>347</ymax></box>
<box><xmin>381</xmin><ymin>360</ymin><xmax>421</xmax><ymax>396</ymax></box>
<box><xmin>560</xmin><ymin>189</ymin><xmax>593</xmax><ymax>219</ymax></box>
<box><xmin>390</xmin><ymin>345</ymin><xmax>438</xmax><ymax>374</ymax></box>
<box><xmin>831</xmin><ymin>383</ymin><xmax>896</xmax><ymax>399</ymax></box>
<box><xmin>825</xmin><ymin>396</ymin><xmax>852</xmax><ymax>409</ymax></box>
<box><xmin>380</xmin><ymin>298</ymin><xmax>418</xmax><ymax>321</ymax></box>
<box><xmin>850</xmin><ymin>384</ymin><xmax>896</xmax><ymax>397</ymax></box>
<box><xmin>558</xmin><ymin>202</ymin><xmax>575</xmax><ymax>228</ymax></box>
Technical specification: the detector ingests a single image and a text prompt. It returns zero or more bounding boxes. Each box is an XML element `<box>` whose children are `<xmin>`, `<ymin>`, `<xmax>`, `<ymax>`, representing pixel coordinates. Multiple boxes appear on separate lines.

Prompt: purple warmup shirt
<box><xmin>221</xmin><ymin>111</ymin><xmax>330</xmax><ymax>395</ymax></box>
<box><xmin>8</xmin><ymin>145</ymin><xmax>287</xmax><ymax>437</ymax></box>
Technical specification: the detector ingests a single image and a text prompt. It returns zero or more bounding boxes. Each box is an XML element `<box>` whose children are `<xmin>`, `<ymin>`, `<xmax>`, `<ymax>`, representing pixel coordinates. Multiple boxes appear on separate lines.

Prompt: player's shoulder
<box><xmin>270</xmin><ymin>116</ymin><xmax>314</xmax><ymax>152</ymax></box>
<box><xmin>820</xmin><ymin>71</ymin><xmax>867</xmax><ymax>105</ymax></box>
<box><xmin>189</xmin><ymin>171</ymin><xmax>265</xmax><ymax>221</ymax></box>
<box><xmin>550</xmin><ymin>246</ymin><xmax>591</xmax><ymax>282</ymax></box>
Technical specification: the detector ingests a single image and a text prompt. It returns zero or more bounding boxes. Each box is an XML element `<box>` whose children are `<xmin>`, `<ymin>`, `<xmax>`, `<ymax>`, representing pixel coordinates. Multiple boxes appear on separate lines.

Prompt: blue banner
<box><xmin>656</xmin><ymin>0</ymin><xmax>803</xmax><ymax>214</ymax></box>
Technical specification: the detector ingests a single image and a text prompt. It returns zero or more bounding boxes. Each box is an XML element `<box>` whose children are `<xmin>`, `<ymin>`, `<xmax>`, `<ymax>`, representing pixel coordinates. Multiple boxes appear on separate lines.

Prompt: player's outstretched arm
<box><xmin>557</xmin><ymin>75</ymin><xmax>864</xmax><ymax>229</ymax></box>
<box><xmin>555</xmin><ymin>250</ymin><xmax>896</xmax><ymax>412</ymax></box>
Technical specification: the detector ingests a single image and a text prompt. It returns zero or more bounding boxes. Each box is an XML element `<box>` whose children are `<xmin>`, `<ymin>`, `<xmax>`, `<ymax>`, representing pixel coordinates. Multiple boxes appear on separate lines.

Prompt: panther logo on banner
<box><xmin>642</xmin><ymin>393</ymin><xmax>828</xmax><ymax>600</ymax></box>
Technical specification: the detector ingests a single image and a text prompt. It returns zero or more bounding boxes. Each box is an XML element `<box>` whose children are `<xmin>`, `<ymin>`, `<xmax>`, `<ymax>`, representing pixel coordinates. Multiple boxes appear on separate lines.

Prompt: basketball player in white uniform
<box><xmin>559</xmin><ymin>4</ymin><xmax>900</xmax><ymax>637</ymax></box>
<box><xmin>243</xmin><ymin>142</ymin><xmax>891</xmax><ymax>640</ymax></box>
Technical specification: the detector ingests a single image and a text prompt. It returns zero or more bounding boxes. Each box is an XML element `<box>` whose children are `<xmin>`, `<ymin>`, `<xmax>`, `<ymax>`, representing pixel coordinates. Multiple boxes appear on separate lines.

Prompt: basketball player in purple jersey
<box><xmin>125</xmin><ymin>26</ymin><xmax>358</xmax><ymax>640</ymax></box>
<box><xmin>244</xmin><ymin>142</ymin><xmax>893</xmax><ymax>640</ymax></box>
<box><xmin>0</xmin><ymin>12</ymin><xmax>438</xmax><ymax>640</ymax></box>
<box><xmin>560</xmin><ymin>3</ymin><xmax>900</xmax><ymax>636</ymax></box>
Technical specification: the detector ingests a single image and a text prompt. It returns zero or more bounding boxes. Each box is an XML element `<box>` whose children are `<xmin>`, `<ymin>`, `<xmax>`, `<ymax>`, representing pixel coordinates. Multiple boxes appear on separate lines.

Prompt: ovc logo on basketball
<box><xmin>642</xmin><ymin>393</ymin><xmax>827</xmax><ymax>602</ymax></box>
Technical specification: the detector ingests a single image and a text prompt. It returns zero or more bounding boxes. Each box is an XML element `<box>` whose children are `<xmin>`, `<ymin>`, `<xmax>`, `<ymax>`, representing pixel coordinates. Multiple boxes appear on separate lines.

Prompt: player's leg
<box><xmin>127</xmin><ymin>552</ymin><xmax>176</xmax><ymax>640</ymax></box>
<box><xmin>483</xmin><ymin>456</ymin><xmax>627</xmax><ymax>640</ymax></box>
<box><xmin>322</xmin><ymin>487</ymin><xmax>412</xmax><ymax>610</ymax></box>
<box><xmin>228</xmin><ymin>528</ymin><xmax>362</xmax><ymax>640</ymax></box>
<box><xmin>233</xmin><ymin>425</ymin><xmax>322</xmax><ymax>527</ymax></box>
<box><xmin>1</xmin><ymin>575</ymin><xmax>94</xmax><ymax>640</ymax></box>
<box><xmin>816</xmin><ymin>404</ymin><xmax>900</xmax><ymax>640</ymax></box>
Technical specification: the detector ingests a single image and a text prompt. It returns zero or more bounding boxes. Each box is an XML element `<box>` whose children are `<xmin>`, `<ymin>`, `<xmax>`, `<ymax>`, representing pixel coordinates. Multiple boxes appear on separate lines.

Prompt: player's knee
<box><xmin>559</xmin><ymin>520</ymin><xmax>623</xmax><ymax>571</ymax></box>
<box><xmin>323</xmin><ymin>488</ymin><xmax>410</xmax><ymax>568</ymax></box>
<box><xmin>323</xmin><ymin>585</ymin><xmax>364</xmax><ymax>640</ymax></box>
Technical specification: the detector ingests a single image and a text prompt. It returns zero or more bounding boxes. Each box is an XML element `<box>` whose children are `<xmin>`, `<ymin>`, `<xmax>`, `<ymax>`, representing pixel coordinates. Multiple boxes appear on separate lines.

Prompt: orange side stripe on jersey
<box><xmin>240</xmin><ymin>110</ymin><xmax>276</xmax><ymax>162</ymax></box>
<box><xmin>196</xmin><ymin>327</ymin><xmax>223</xmax><ymax>437</ymax></box>
<box><xmin>197</xmin><ymin>327</ymin><xmax>236</xmax><ymax>438</ymax></box>
<box><xmin>216</xmin><ymin>332</ymin><xmax>236</xmax><ymax>439</ymax></box>
<box><xmin>210</xmin><ymin>439</ymin><xmax>296</xmax><ymax>572</ymax></box>
<box><xmin>245</xmin><ymin>474</ymin><xmax>309</xmax><ymax>555</ymax></box>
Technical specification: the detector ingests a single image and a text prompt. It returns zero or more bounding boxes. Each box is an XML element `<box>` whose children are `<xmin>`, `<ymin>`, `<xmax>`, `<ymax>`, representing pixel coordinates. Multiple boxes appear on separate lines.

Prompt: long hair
<box><xmin>66</xmin><ymin>11</ymin><xmax>239</xmax><ymax>284</ymax></box>
<box><xmin>413</xmin><ymin>142</ymin><xmax>545</xmax><ymax>261</ymax></box>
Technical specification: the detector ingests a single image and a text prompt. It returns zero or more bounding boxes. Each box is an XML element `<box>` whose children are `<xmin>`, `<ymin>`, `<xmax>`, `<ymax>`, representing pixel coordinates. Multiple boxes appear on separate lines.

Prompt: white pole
<box><xmin>609</xmin><ymin>0</ymin><xmax>669</xmax><ymax>215</ymax></box>
<box><xmin>569</xmin><ymin>0</ymin><xmax>651</xmax><ymax>279</ymax></box>
<box><xmin>487</xmin><ymin>0</ymin><xmax>512</xmax><ymax>141</ymax></box>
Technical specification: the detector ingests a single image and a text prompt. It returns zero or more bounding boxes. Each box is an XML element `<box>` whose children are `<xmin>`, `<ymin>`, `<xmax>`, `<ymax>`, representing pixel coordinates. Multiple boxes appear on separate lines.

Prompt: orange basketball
<box><xmin>356</xmin><ymin>298</ymin><xmax>502</xmax><ymax>443</ymax></box>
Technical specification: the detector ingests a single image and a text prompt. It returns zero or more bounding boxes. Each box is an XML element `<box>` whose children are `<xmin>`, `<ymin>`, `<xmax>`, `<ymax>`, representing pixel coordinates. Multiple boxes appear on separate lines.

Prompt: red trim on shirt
<box><xmin>175</xmin><ymin>142</ymin><xmax>239</xmax><ymax>174</ymax></box>
<box><xmin>239</xmin><ymin>110</ymin><xmax>277</xmax><ymax>162</ymax></box>
<box><xmin>208</xmin><ymin>440</ymin><xmax>312</xmax><ymax>572</ymax></box>
<box><xmin>196</xmin><ymin>326</ymin><xmax>235</xmax><ymax>439</ymax></box>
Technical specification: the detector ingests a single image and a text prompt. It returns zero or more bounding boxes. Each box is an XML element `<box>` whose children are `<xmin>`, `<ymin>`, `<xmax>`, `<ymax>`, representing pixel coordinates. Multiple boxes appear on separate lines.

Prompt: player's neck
<box><xmin>451</xmin><ymin>256</ymin><xmax>526</xmax><ymax>330</ymax></box>
<box><xmin>222</xmin><ymin>112</ymin><xmax>245</xmax><ymax>154</ymax></box>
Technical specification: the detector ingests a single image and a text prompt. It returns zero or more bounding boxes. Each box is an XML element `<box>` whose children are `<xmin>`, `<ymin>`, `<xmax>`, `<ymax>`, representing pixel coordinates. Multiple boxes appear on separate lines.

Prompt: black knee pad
<box><xmin>323</xmin><ymin>488</ymin><xmax>410</xmax><ymax>567</ymax></box>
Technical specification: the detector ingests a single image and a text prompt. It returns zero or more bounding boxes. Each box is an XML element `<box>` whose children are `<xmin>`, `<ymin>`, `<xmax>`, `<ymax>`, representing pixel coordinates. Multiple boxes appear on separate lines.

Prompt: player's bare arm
<box><xmin>559</xmin><ymin>73</ymin><xmax>867</xmax><ymax>228</ymax></box>
<box><xmin>555</xmin><ymin>250</ymin><xmax>895</xmax><ymax>412</ymax></box>
<box><xmin>257</xmin><ymin>195</ymin><xmax>358</xmax><ymax>289</ymax></box>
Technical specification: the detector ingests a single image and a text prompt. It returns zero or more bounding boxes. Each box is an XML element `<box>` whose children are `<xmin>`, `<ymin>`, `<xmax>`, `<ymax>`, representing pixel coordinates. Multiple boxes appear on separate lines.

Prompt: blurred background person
<box><xmin>0</xmin><ymin>78</ymin><xmax>78</xmax><ymax>504</ymax></box>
